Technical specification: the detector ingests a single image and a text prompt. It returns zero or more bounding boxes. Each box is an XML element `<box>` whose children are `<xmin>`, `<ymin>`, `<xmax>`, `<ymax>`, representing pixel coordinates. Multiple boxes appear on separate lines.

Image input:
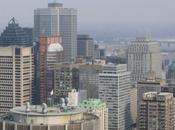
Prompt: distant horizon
<box><xmin>1</xmin><ymin>23</ymin><xmax>175</xmax><ymax>40</ymax></box>
<box><xmin>0</xmin><ymin>0</ymin><xmax>175</xmax><ymax>27</ymax></box>
<box><xmin>1</xmin><ymin>0</ymin><xmax>175</xmax><ymax>40</ymax></box>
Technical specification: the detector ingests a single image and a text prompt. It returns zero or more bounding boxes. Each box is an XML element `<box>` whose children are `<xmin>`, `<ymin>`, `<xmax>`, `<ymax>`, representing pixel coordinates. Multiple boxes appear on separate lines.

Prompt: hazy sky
<box><xmin>0</xmin><ymin>0</ymin><xmax>175</xmax><ymax>29</ymax></box>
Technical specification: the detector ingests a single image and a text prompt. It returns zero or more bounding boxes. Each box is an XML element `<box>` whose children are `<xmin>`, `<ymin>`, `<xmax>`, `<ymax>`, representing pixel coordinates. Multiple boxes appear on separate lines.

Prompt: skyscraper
<box><xmin>138</xmin><ymin>92</ymin><xmax>174</xmax><ymax>130</ymax></box>
<box><xmin>0</xmin><ymin>18</ymin><xmax>33</xmax><ymax>47</ymax></box>
<box><xmin>0</xmin><ymin>47</ymin><xmax>34</xmax><ymax>114</ymax></box>
<box><xmin>77</xmin><ymin>34</ymin><xmax>94</xmax><ymax>58</ymax></box>
<box><xmin>128</xmin><ymin>37</ymin><xmax>162</xmax><ymax>82</ymax></box>
<box><xmin>137</xmin><ymin>74</ymin><xmax>165</xmax><ymax>111</ymax></box>
<box><xmin>99</xmin><ymin>64</ymin><xmax>131</xmax><ymax>130</ymax></box>
<box><xmin>38</xmin><ymin>36</ymin><xmax>63</xmax><ymax>103</ymax></box>
<box><xmin>34</xmin><ymin>2</ymin><xmax>77</xmax><ymax>61</ymax></box>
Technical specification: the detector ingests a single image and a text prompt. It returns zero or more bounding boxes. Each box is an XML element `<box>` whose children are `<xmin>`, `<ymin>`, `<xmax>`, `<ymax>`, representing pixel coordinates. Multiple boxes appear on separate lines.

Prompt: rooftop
<box><xmin>0</xmin><ymin>17</ymin><xmax>33</xmax><ymax>47</ymax></box>
<box><xmin>79</xmin><ymin>99</ymin><xmax>106</xmax><ymax>110</ymax></box>
<box><xmin>10</xmin><ymin>103</ymin><xmax>85</xmax><ymax>116</ymax></box>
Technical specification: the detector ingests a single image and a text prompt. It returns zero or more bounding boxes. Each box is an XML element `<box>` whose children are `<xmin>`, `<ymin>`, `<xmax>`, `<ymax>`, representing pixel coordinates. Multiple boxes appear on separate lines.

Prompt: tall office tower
<box><xmin>39</xmin><ymin>36</ymin><xmax>63</xmax><ymax>103</ymax></box>
<box><xmin>79</xmin><ymin>64</ymin><xmax>103</xmax><ymax>98</ymax></box>
<box><xmin>167</xmin><ymin>61</ymin><xmax>175</xmax><ymax>83</ymax></box>
<box><xmin>80</xmin><ymin>99</ymin><xmax>108</xmax><ymax>130</ymax></box>
<box><xmin>0</xmin><ymin>47</ymin><xmax>33</xmax><ymax>114</ymax></box>
<box><xmin>128</xmin><ymin>37</ymin><xmax>162</xmax><ymax>82</ymax></box>
<box><xmin>77</xmin><ymin>35</ymin><xmax>94</xmax><ymax>58</ymax></box>
<box><xmin>0</xmin><ymin>103</ymin><xmax>100</xmax><ymax>130</ymax></box>
<box><xmin>137</xmin><ymin>73</ymin><xmax>165</xmax><ymax>111</ymax></box>
<box><xmin>138</xmin><ymin>92</ymin><xmax>174</xmax><ymax>130</ymax></box>
<box><xmin>34</xmin><ymin>2</ymin><xmax>77</xmax><ymax>61</ymax></box>
<box><xmin>54</xmin><ymin>63</ymin><xmax>79</xmax><ymax>103</ymax></box>
<box><xmin>0</xmin><ymin>18</ymin><xmax>33</xmax><ymax>47</ymax></box>
<box><xmin>99</xmin><ymin>64</ymin><xmax>131</xmax><ymax>130</ymax></box>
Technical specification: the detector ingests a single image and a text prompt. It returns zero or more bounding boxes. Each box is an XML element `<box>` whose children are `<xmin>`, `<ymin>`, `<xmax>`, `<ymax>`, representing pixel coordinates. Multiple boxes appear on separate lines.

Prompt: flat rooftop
<box><xmin>10</xmin><ymin>104</ymin><xmax>85</xmax><ymax>116</ymax></box>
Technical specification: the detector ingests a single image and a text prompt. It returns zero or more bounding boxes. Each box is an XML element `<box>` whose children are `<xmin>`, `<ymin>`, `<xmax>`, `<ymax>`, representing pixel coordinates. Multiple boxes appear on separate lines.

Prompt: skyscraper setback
<box><xmin>34</xmin><ymin>2</ymin><xmax>77</xmax><ymax>61</ymax></box>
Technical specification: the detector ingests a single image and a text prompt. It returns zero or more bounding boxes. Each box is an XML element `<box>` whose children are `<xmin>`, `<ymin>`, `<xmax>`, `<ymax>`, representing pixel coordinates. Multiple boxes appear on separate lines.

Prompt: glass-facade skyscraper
<box><xmin>0</xmin><ymin>17</ymin><xmax>33</xmax><ymax>47</ymax></box>
<box><xmin>34</xmin><ymin>2</ymin><xmax>77</xmax><ymax>61</ymax></box>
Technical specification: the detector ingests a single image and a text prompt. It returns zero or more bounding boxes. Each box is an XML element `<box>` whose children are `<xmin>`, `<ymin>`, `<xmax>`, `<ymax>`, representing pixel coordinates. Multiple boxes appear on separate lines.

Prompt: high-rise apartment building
<box><xmin>99</xmin><ymin>64</ymin><xmax>131</xmax><ymax>130</ymax></box>
<box><xmin>39</xmin><ymin>36</ymin><xmax>63</xmax><ymax>103</ymax></box>
<box><xmin>0</xmin><ymin>47</ymin><xmax>33</xmax><ymax>113</ymax></box>
<box><xmin>34</xmin><ymin>2</ymin><xmax>77</xmax><ymax>61</ymax></box>
<box><xmin>138</xmin><ymin>92</ymin><xmax>174</xmax><ymax>130</ymax></box>
<box><xmin>137</xmin><ymin>74</ymin><xmax>165</xmax><ymax>111</ymax></box>
<box><xmin>77</xmin><ymin>35</ymin><xmax>94</xmax><ymax>58</ymax></box>
<box><xmin>128</xmin><ymin>38</ymin><xmax>162</xmax><ymax>82</ymax></box>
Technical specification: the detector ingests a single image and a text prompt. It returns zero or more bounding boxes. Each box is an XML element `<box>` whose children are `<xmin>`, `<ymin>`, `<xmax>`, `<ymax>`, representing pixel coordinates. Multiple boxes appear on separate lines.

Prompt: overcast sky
<box><xmin>0</xmin><ymin>0</ymin><xmax>175</xmax><ymax>30</ymax></box>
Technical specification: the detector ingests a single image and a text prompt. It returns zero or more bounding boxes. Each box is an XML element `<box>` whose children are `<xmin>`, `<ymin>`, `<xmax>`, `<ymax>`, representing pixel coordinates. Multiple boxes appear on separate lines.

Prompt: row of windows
<box><xmin>0</xmin><ymin>70</ymin><xmax>13</xmax><ymax>73</ymax></box>
<box><xmin>0</xmin><ymin>58</ymin><xmax>12</xmax><ymax>62</ymax></box>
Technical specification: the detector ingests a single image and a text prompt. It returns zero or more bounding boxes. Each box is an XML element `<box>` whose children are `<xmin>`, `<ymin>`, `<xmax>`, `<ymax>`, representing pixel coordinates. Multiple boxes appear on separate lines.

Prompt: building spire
<box><xmin>8</xmin><ymin>17</ymin><xmax>18</xmax><ymax>25</ymax></box>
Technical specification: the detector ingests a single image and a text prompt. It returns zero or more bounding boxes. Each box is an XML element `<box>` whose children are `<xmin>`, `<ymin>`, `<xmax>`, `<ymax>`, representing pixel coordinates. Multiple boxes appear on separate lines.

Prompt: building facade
<box><xmin>0</xmin><ymin>103</ymin><xmax>100</xmax><ymax>130</ymax></box>
<box><xmin>0</xmin><ymin>47</ymin><xmax>33</xmax><ymax>113</ymax></box>
<box><xmin>137</xmin><ymin>75</ymin><xmax>165</xmax><ymax>112</ymax></box>
<box><xmin>39</xmin><ymin>36</ymin><xmax>63</xmax><ymax>103</ymax></box>
<box><xmin>77</xmin><ymin>35</ymin><xmax>94</xmax><ymax>58</ymax></box>
<box><xmin>79</xmin><ymin>64</ymin><xmax>103</xmax><ymax>98</ymax></box>
<box><xmin>0</xmin><ymin>18</ymin><xmax>33</xmax><ymax>47</ymax></box>
<box><xmin>54</xmin><ymin>63</ymin><xmax>79</xmax><ymax>103</ymax></box>
<box><xmin>138</xmin><ymin>92</ymin><xmax>174</xmax><ymax>130</ymax></box>
<box><xmin>128</xmin><ymin>38</ymin><xmax>162</xmax><ymax>82</ymax></box>
<box><xmin>34</xmin><ymin>2</ymin><xmax>77</xmax><ymax>61</ymax></box>
<box><xmin>79</xmin><ymin>99</ymin><xmax>108</xmax><ymax>130</ymax></box>
<box><xmin>98</xmin><ymin>64</ymin><xmax>131</xmax><ymax>130</ymax></box>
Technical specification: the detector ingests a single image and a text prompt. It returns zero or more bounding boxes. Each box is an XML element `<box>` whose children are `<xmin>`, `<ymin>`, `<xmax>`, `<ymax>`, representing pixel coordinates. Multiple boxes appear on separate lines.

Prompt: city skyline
<box><xmin>0</xmin><ymin>0</ymin><xmax>175</xmax><ymax>29</ymax></box>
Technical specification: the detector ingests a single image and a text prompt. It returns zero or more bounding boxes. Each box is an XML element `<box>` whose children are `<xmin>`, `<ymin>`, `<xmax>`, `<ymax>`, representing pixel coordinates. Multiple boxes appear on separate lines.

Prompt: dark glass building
<box><xmin>0</xmin><ymin>17</ymin><xmax>33</xmax><ymax>47</ymax></box>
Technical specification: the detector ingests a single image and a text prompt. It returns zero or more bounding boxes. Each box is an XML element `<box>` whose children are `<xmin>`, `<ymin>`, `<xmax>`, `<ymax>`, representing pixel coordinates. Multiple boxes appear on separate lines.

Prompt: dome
<box><xmin>48</xmin><ymin>43</ymin><xmax>63</xmax><ymax>52</ymax></box>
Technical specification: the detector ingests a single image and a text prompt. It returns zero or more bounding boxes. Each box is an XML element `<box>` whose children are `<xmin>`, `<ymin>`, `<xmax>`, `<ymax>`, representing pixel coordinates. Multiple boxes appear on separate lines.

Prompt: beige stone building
<box><xmin>138</xmin><ymin>92</ymin><xmax>174</xmax><ymax>130</ymax></box>
<box><xmin>0</xmin><ymin>46</ymin><xmax>33</xmax><ymax>113</ymax></box>
<box><xmin>128</xmin><ymin>38</ymin><xmax>162</xmax><ymax>82</ymax></box>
